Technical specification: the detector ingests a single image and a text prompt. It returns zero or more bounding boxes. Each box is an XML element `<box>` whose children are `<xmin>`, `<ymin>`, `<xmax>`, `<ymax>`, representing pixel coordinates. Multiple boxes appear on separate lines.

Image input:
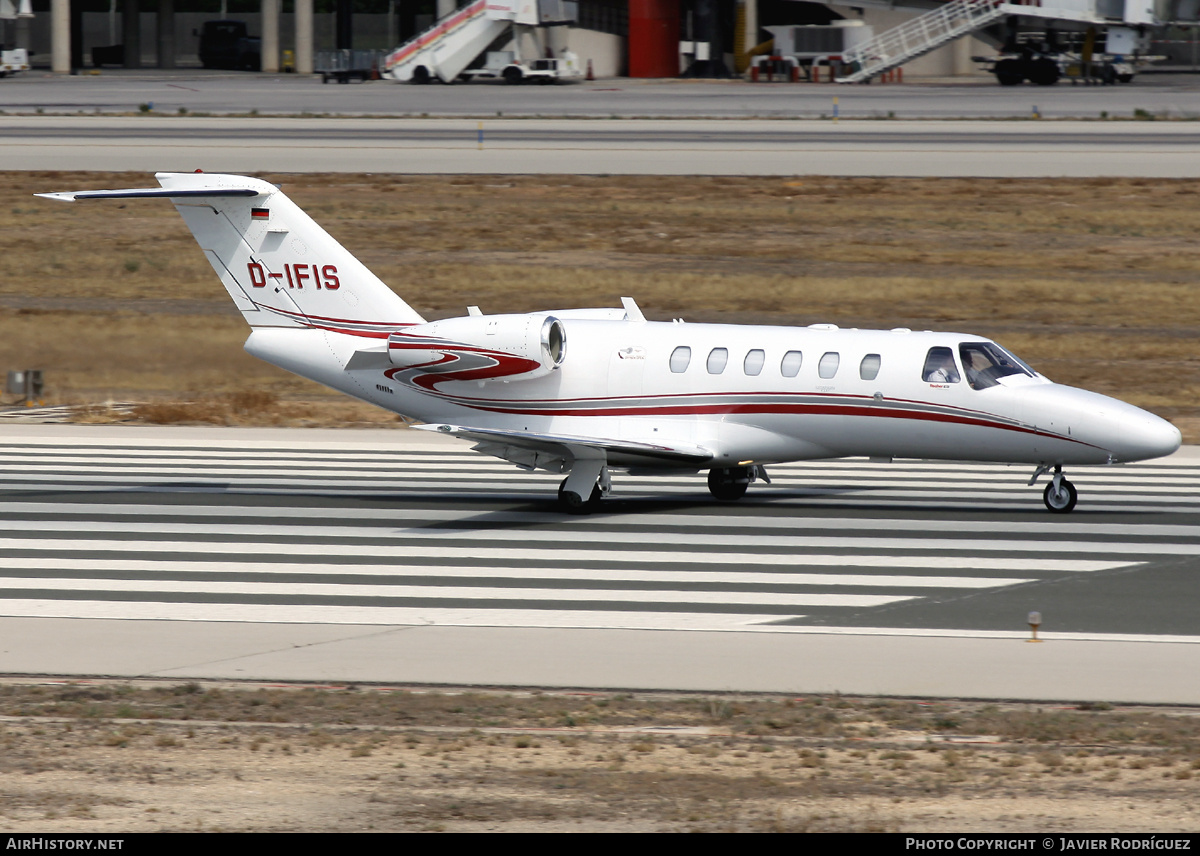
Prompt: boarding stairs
<box><xmin>383</xmin><ymin>0</ymin><xmax>514</xmax><ymax>83</ymax></box>
<box><xmin>836</xmin><ymin>0</ymin><xmax>1007</xmax><ymax>82</ymax></box>
<box><xmin>835</xmin><ymin>0</ymin><xmax>1107</xmax><ymax>83</ymax></box>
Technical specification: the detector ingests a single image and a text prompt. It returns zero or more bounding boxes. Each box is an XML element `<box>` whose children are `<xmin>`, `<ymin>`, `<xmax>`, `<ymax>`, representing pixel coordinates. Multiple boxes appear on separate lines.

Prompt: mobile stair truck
<box><xmin>383</xmin><ymin>0</ymin><xmax>580</xmax><ymax>84</ymax></box>
<box><xmin>834</xmin><ymin>0</ymin><xmax>1158</xmax><ymax>85</ymax></box>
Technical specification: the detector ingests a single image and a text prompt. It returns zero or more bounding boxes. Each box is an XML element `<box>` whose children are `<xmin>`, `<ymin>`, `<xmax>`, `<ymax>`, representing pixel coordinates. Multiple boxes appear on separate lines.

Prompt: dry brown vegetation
<box><xmin>2</xmin><ymin>172</ymin><xmax>1197</xmax><ymax>438</ymax></box>
<box><xmin>1</xmin><ymin>681</ymin><xmax>1199</xmax><ymax>832</ymax></box>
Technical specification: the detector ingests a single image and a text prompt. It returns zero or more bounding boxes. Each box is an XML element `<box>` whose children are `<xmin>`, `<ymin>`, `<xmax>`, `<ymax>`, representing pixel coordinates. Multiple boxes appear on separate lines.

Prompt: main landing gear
<box><xmin>1030</xmin><ymin>463</ymin><xmax>1078</xmax><ymax>514</ymax></box>
<box><xmin>555</xmin><ymin>463</ymin><xmax>773</xmax><ymax>512</ymax></box>
<box><xmin>707</xmin><ymin>465</ymin><xmax>770</xmax><ymax>501</ymax></box>
<box><xmin>556</xmin><ymin>459</ymin><xmax>610</xmax><ymax>514</ymax></box>
<box><xmin>558</xmin><ymin>478</ymin><xmax>603</xmax><ymax>513</ymax></box>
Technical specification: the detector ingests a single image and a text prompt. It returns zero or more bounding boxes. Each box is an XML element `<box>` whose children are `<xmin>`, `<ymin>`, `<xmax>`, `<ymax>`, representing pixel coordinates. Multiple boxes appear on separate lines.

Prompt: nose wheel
<box><xmin>1031</xmin><ymin>464</ymin><xmax>1078</xmax><ymax>513</ymax></box>
<box><xmin>1043</xmin><ymin>478</ymin><xmax>1078</xmax><ymax>513</ymax></box>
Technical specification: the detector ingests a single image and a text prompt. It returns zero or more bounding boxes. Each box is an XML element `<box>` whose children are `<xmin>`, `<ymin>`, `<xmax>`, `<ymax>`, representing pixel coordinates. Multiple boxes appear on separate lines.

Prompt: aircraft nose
<box><xmin>1117</xmin><ymin>410</ymin><xmax>1182</xmax><ymax>462</ymax></box>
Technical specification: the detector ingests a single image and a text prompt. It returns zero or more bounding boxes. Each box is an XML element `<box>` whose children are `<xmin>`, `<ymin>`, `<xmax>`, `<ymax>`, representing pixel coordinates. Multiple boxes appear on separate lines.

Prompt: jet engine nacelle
<box><xmin>387</xmin><ymin>313</ymin><xmax>567</xmax><ymax>383</ymax></box>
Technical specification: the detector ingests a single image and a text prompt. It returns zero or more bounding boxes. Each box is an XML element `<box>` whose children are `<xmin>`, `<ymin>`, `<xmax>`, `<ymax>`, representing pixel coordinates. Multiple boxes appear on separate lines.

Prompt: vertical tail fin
<box><xmin>39</xmin><ymin>172</ymin><xmax>425</xmax><ymax>336</ymax></box>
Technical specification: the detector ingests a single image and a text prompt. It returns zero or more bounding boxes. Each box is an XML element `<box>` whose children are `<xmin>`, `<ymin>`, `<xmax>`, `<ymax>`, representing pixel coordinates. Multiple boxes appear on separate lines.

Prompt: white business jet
<box><xmin>39</xmin><ymin>172</ymin><xmax>1182</xmax><ymax>513</ymax></box>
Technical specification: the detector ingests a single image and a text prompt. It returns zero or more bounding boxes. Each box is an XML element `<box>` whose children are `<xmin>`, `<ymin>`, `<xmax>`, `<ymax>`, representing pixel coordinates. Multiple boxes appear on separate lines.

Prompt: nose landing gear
<box><xmin>1030</xmin><ymin>463</ymin><xmax>1078</xmax><ymax>513</ymax></box>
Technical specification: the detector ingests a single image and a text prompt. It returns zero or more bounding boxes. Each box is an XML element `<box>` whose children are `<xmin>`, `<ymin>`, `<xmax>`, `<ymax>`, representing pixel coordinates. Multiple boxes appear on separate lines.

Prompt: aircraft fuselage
<box><xmin>248</xmin><ymin>319</ymin><xmax>1180</xmax><ymax>471</ymax></box>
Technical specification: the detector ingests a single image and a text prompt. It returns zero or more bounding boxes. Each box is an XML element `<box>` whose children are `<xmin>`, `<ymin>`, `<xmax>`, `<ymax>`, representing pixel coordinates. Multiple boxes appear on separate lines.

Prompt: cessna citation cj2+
<box><xmin>40</xmin><ymin>172</ymin><xmax>1182</xmax><ymax>514</ymax></box>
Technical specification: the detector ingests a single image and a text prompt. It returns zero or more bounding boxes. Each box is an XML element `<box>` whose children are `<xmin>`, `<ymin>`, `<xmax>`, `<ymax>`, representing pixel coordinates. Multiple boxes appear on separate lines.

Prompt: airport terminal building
<box><xmin>5</xmin><ymin>0</ymin><xmax>1199</xmax><ymax>81</ymax></box>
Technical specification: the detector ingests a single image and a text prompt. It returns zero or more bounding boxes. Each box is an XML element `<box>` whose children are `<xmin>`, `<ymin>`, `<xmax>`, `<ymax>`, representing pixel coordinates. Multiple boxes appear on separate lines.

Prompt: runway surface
<box><xmin>0</xmin><ymin>425</ymin><xmax>1196</xmax><ymax>701</ymax></box>
<box><xmin>8</xmin><ymin>116</ymin><xmax>1200</xmax><ymax>176</ymax></box>
<box><xmin>4</xmin><ymin>71</ymin><xmax>1200</xmax><ymax>119</ymax></box>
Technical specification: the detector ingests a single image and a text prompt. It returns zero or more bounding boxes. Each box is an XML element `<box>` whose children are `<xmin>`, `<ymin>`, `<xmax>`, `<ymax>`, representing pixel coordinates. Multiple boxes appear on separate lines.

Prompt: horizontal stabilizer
<box><xmin>36</xmin><ymin>187</ymin><xmax>263</xmax><ymax>202</ymax></box>
<box><xmin>37</xmin><ymin>172</ymin><xmax>426</xmax><ymax>331</ymax></box>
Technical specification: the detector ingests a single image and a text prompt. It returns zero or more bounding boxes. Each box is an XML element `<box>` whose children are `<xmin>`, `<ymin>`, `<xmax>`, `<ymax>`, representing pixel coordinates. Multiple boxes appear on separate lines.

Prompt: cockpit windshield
<box><xmin>959</xmin><ymin>342</ymin><xmax>1036</xmax><ymax>390</ymax></box>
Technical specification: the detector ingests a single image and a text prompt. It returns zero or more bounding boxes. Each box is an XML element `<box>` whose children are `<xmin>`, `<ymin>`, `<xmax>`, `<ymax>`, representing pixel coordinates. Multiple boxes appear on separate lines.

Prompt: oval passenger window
<box><xmin>860</xmin><ymin>354</ymin><xmax>881</xmax><ymax>381</ymax></box>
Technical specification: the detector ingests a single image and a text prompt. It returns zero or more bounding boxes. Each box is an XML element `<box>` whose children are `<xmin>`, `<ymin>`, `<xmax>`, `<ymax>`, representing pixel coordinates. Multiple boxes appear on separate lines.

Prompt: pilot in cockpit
<box><xmin>923</xmin><ymin>348</ymin><xmax>960</xmax><ymax>384</ymax></box>
<box><xmin>962</xmin><ymin>349</ymin><xmax>989</xmax><ymax>389</ymax></box>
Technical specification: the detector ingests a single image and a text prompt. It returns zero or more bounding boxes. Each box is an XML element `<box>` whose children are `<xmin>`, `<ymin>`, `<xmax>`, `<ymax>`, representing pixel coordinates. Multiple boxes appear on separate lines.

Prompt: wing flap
<box><xmin>414</xmin><ymin>423</ymin><xmax>713</xmax><ymax>470</ymax></box>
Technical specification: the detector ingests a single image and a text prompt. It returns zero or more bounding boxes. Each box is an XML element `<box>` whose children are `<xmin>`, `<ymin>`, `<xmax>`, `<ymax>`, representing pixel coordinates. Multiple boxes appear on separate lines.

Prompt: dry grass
<box><xmin>6</xmin><ymin>172</ymin><xmax>1199</xmax><ymax>436</ymax></box>
<box><xmin>0</xmin><ymin>310</ymin><xmax>264</xmax><ymax>400</ymax></box>
<box><xmin>0</xmin><ymin>681</ymin><xmax>1198</xmax><ymax>832</ymax></box>
<box><xmin>124</xmin><ymin>394</ymin><xmax>404</xmax><ymax>428</ymax></box>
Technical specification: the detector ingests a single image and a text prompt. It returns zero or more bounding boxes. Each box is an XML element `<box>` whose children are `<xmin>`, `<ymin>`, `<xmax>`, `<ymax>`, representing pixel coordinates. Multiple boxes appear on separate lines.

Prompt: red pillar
<box><xmin>628</xmin><ymin>0</ymin><xmax>680</xmax><ymax>78</ymax></box>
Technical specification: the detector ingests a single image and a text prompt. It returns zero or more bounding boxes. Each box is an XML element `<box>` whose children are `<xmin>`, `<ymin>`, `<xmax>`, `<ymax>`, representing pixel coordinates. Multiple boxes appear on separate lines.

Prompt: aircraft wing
<box><xmin>413</xmin><ymin>423</ymin><xmax>713</xmax><ymax>470</ymax></box>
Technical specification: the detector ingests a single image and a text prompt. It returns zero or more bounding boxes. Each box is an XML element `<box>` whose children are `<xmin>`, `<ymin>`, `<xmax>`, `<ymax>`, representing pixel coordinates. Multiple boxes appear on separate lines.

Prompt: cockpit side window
<box><xmin>959</xmin><ymin>342</ymin><xmax>1033</xmax><ymax>390</ymax></box>
<box><xmin>922</xmin><ymin>347</ymin><xmax>960</xmax><ymax>384</ymax></box>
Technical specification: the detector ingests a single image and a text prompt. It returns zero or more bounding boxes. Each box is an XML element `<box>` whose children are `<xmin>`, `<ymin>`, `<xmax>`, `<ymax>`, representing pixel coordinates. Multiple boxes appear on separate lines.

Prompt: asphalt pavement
<box><xmin>0</xmin><ymin>424</ymin><xmax>1195</xmax><ymax>703</ymax></box>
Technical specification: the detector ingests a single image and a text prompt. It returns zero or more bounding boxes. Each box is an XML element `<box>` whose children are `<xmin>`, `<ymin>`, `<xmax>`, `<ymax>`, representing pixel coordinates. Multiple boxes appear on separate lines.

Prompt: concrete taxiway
<box><xmin>0</xmin><ymin>424</ymin><xmax>1196</xmax><ymax>703</ymax></box>
<box><xmin>5</xmin><ymin>72</ymin><xmax>1200</xmax><ymax>177</ymax></box>
<box><xmin>3</xmin><ymin>71</ymin><xmax>1200</xmax><ymax>119</ymax></box>
<box><xmin>7</xmin><ymin>115</ymin><xmax>1200</xmax><ymax>176</ymax></box>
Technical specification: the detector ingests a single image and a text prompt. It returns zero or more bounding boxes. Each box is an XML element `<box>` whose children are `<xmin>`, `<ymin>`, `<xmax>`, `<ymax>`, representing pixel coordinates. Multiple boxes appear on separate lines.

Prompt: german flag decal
<box><xmin>251</xmin><ymin>207</ymin><xmax>269</xmax><ymax>220</ymax></box>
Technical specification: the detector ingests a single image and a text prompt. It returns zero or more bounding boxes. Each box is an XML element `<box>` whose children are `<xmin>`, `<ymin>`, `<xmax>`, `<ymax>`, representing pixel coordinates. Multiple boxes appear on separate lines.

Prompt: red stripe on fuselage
<box><xmin>453</xmin><ymin>399</ymin><xmax>1100</xmax><ymax>450</ymax></box>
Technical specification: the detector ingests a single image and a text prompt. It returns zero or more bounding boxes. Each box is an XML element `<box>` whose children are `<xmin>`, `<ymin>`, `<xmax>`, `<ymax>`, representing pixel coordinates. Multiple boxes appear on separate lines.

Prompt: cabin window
<box><xmin>922</xmin><ymin>347</ymin><xmax>961</xmax><ymax>383</ymax></box>
<box><xmin>859</xmin><ymin>354</ymin><xmax>881</xmax><ymax>381</ymax></box>
<box><xmin>818</xmin><ymin>352</ymin><xmax>840</xmax><ymax>379</ymax></box>
<box><xmin>707</xmin><ymin>348</ymin><xmax>729</xmax><ymax>374</ymax></box>
<box><xmin>959</xmin><ymin>342</ymin><xmax>1034</xmax><ymax>390</ymax></box>
<box><xmin>780</xmin><ymin>350</ymin><xmax>803</xmax><ymax>378</ymax></box>
<box><xmin>669</xmin><ymin>346</ymin><xmax>691</xmax><ymax>373</ymax></box>
<box><xmin>743</xmin><ymin>349</ymin><xmax>765</xmax><ymax>376</ymax></box>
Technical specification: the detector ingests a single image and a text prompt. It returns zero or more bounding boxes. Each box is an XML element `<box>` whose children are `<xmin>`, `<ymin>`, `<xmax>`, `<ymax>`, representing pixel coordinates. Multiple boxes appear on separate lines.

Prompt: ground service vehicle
<box><xmin>197</xmin><ymin>20</ymin><xmax>262</xmax><ymax>70</ymax></box>
<box><xmin>0</xmin><ymin>47</ymin><xmax>29</xmax><ymax>76</ymax></box>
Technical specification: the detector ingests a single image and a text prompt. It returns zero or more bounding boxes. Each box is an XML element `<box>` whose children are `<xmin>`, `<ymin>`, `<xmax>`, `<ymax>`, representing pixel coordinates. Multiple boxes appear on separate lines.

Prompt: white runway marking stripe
<box><xmin>0</xmin><ymin>438</ymin><xmax>1190</xmax><ymax>631</ymax></box>
<box><xmin>4</xmin><ymin>489</ymin><xmax>1197</xmax><ymax>513</ymax></box>
<box><xmin>3</xmin><ymin>449</ymin><xmax>1198</xmax><ymax>479</ymax></box>
<box><xmin>2</xmin><ymin>483</ymin><xmax>1195</xmax><ymax>514</ymax></box>
<box><xmin>7</xmin><ymin>501</ymin><xmax>1200</xmax><ymax>541</ymax></box>
<box><xmin>3</xmin><ymin>463</ymin><xmax>1199</xmax><ymax>492</ymax></box>
<box><xmin>0</xmin><ymin>578</ymin><xmax>910</xmax><ymax>608</ymax></box>
<box><xmin>0</xmin><ymin>520</ymin><xmax>1187</xmax><ymax>556</ymax></box>
<box><xmin>4</xmin><ymin>476</ymin><xmax>1199</xmax><ymax>504</ymax></box>
<box><xmin>0</xmin><ymin>601</ymin><xmax>806</xmax><ymax>629</ymax></box>
<box><xmin>1</xmin><ymin>448</ymin><xmax>1195</xmax><ymax>476</ymax></box>
<box><xmin>0</xmin><ymin>558</ymin><xmax>1035</xmax><ymax>589</ymax></box>
<box><xmin>0</xmin><ymin>534</ymin><xmax>1177</xmax><ymax>560</ymax></box>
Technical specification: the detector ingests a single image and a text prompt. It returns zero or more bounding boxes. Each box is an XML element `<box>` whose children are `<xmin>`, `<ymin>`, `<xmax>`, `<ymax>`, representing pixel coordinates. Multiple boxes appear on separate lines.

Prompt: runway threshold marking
<box><xmin>0</xmin><ymin>440</ymin><xmax>1193</xmax><ymax>632</ymax></box>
